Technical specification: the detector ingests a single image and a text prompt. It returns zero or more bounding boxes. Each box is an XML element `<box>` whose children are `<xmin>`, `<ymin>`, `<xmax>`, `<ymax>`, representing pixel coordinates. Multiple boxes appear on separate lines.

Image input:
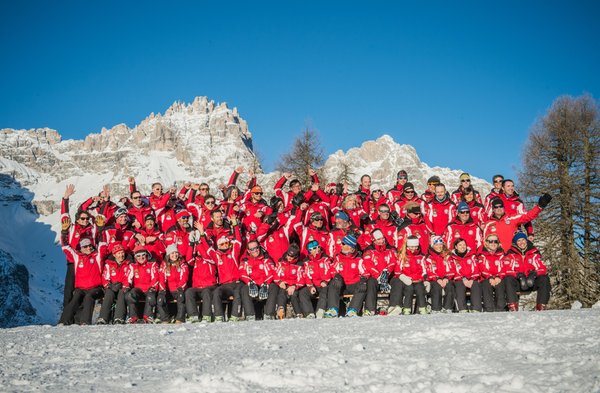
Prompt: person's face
<box><xmin>81</xmin><ymin>244</ymin><xmax>93</xmax><ymax>255</ymax></box>
<box><xmin>77</xmin><ymin>214</ymin><xmax>90</xmax><ymax>227</ymax></box>
<box><xmin>169</xmin><ymin>251</ymin><xmax>180</xmax><ymax>261</ymax></box>
<box><xmin>458</xmin><ymin>210</ymin><xmax>470</xmax><ymax>222</ymax></box>
<box><xmin>435</xmin><ymin>186</ymin><xmax>446</xmax><ymax>200</ymax></box>
<box><xmin>361</xmin><ymin>176</ymin><xmax>371</xmax><ymax>189</ymax></box>
<box><xmin>135</xmin><ymin>253</ymin><xmax>147</xmax><ymax>264</ymax></box>
<box><xmin>460</xmin><ymin>178</ymin><xmax>471</xmax><ymax>188</ymax></box>
<box><xmin>378</xmin><ymin>207</ymin><xmax>390</xmax><ymax>219</ymax></box>
<box><xmin>346</xmin><ymin>198</ymin><xmax>357</xmax><ymax>209</ymax></box>
<box><xmin>212</xmin><ymin>212</ymin><xmax>223</xmax><ymax>226</ymax></box>
<box><xmin>145</xmin><ymin>219</ymin><xmax>155</xmax><ymax>230</ymax></box>
<box><xmin>291</xmin><ymin>183</ymin><xmax>302</xmax><ymax>194</ymax></box>
<box><xmin>408</xmin><ymin>210</ymin><xmax>421</xmax><ymax>220</ymax></box>
<box><xmin>503</xmin><ymin>181</ymin><xmax>514</xmax><ymax>196</ymax></box>
<box><xmin>433</xmin><ymin>242</ymin><xmax>444</xmax><ymax>253</ymax></box>
<box><xmin>152</xmin><ymin>184</ymin><xmax>163</xmax><ymax>196</ymax></box>
<box><xmin>335</xmin><ymin>218</ymin><xmax>348</xmax><ymax>229</ymax></box>
<box><xmin>252</xmin><ymin>191</ymin><xmax>263</xmax><ymax>202</ymax></box>
<box><xmin>455</xmin><ymin>241</ymin><xmax>467</xmax><ymax>253</ymax></box>
<box><xmin>116</xmin><ymin>215</ymin><xmax>128</xmax><ymax>225</ymax></box>
<box><xmin>516</xmin><ymin>238</ymin><xmax>528</xmax><ymax>250</ymax></box>
<box><xmin>403</xmin><ymin>189</ymin><xmax>415</xmax><ymax>199</ymax></box>
<box><xmin>114</xmin><ymin>250</ymin><xmax>125</xmax><ymax>262</ymax></box>
<box><xmin>311</xmin><ymin>217</ymin><xmax>323</xmax><ymax>228</ymax></box>
<box><xmin>464</xmin><ymin>192</ymin><xmax>474</xmax><ymax>202</ymax></box>
<box><xmin>131</xmin><ymin>192</ymin><xmax>142</xmax><ymax>207</ymax></box>
<box><xmin>309</xmin><ymin>246</ymin><xmax>320</xmax><ymax>256</ymax></box>
<box><xmin>407</xmin><ymin>246</ymin><xmax>419</xmax><ymax>253</ymax></box>
<box><xmin>218</xmin><ymin>239</ymin><xmax>231</xmax><ymax>251</ymax></box>
<box><xmin>493</xmin><ymin>205</ymin><xmax>505</xmax><ymax>217</ymax></box>
<box><xmin>199</xmin><ymin>185</ymin><xmax>209</xmax><ymax>196</ymax></box>
<box><xmin>341</xmin><ymin>243</ymin><xmax>354</xmax><ymax>254</ymax></box>
<box><xmin>285</xmin><ymin>254</ymin><xmax>295</xmax><ymax>262</ymax></box>
<box><xmin>204</xmin><ymin>198</ymin><xmax>216</xmax><ymax>209</ymax></box>
<box><xmin>248</xmin><ymin>242</ymin><xmax>260</xmax><ymax>257</ymax></box>
<box><xmin>427</xmin><ymin>183</ymin><xmax>437</xmax><ymax>192</ymax></box>
<box><xmin>374</xmin><ymin>236</ymin><xmax>386</xmax><ymax>246</ymax></box>
<box><xmin>178</xmin><ymin>215</ymin><xmax>190</xmax><ymax>228</ymax></box>
<box><xmin>493</xmin><ymin>177</ymin><xmax>504</xmax><ymax>189</ymax></box>
<box><xmin>398</xmin><ymin>175</ymin><xmax>408</xmax><ymax>185</ymax></box>
<box><xmin>230</xmin><ymin>189</ymin><xmax>239</xmax><ymax>200</ymax></box>
<box><xmin>485</xmin><ymin>237</ymin><xmax>500</xmax><ymax>252</ymax></box>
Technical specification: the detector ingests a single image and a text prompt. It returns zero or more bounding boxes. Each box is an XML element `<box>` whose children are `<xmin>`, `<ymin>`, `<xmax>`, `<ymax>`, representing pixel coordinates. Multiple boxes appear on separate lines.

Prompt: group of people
<box><xmin>57</xmin><ymin>167</ymin><xmax>552</xmax><ymax>325</ymax></box>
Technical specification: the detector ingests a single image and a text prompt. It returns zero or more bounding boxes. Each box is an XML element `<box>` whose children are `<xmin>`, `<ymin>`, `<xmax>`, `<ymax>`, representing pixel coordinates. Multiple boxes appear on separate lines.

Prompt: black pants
<box><xmin>481</xmin><ymin>279</ymin><xmax>507</xmax><ymax>312</ymax></box>
<box><xmin>185</xmin><ymin>286</ymin><xmax>215</xmax><ymax>318</ymax></box>
<box><xmin>126</xmin><ymin>288</ymin><xmax>157</xmax><ymax>318</ymax></box>
<box><xmin>157</xmin><ymin>290</ymin><xmax>186</xmax><ymax>322</ymax></box>
<box><xmin>63</xmin><ymin>263</ymin><xmax>75</xmax><ymax>308</ymax></box>
<box><xmin>60</xmin><ymin>286</ymin><xmax>103</xmax><ymax>325</ymax></box>
<box><xmin>454</xmin><ymin>280</ymin><xmax>483</xmax><ymax>311</ymax></box>
<box><xmin>364</xmin><ymin>277</ymin><xmax>380</xmax><ymax>313</ymax></box>
<box><xmin>241</xmin><ymin>283</ymin><xmax>279</xmax><ymax>317</ymax></box>
<box><xmin>429</xmin><ymin>280</ymin><xmax>455</xmax><ymax>311</ymax></box>
<box><xmin>298</xmin><ymin>286</ymin><xmax>328</xmax><ymax>316</ymax></box>
<box><xmin>99</xmin><ymin>287</ymin><xmax>128</xmax><ymax>322</ymax></box>
<box><xmin>212</xmin><ymin>282</ymin><xmax>242</xmax><ymax>318</ymax></box>
<box><xmin>275</xmin><ymin>287</ymin><xmax>302</xmax><ymax>315</ymax></box>
<box><xmin>326</xmin><ymin>275</ymin><xmax>367</xmax><ymax>311</ymax></box>
<box><xmin>389</xmin><ymin>278</ymin><xmax>426</xmax><ymax>309</ymax></box>
<box><xmin>505</xmin><ymin>275</ymin><xmax>551</xmax><ymax>305</ymax></box>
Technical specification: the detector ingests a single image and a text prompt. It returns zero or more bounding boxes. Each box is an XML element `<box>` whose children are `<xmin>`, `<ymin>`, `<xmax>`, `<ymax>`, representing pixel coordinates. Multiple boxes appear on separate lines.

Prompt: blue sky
<box><xmin>1</xmin><ymin>1</ymin><xmax>599</xmax><ymax>183</ymax></box>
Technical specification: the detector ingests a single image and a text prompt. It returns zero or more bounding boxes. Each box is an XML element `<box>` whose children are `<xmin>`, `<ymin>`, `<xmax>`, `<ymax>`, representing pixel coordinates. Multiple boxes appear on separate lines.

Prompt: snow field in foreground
<box><xmin>1</xmin><ymin>310</ymin><xmax>599</xmax><ymax>393</ymax></box>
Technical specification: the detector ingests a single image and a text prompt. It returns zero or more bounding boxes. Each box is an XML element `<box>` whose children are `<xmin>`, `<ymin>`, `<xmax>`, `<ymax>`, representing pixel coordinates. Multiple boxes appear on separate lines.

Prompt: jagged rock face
<box><xmin>321</xmin><ymin>135</ymin><xmax>491</xmax><ymax>195</ymax></box>
<box><xmin>0</xmin><ymin>247</ymin><xmax>37</xmax><ymax>328</ymax></box>
<box><xmin>0</xmin><ymin>96</ymin><xmax>259</xmax><ymax>187</ymax></box>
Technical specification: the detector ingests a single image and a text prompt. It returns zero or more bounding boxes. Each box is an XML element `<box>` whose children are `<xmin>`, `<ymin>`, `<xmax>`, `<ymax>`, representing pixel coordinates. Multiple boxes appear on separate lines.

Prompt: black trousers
<box><xmin>505</xmin><ymin>274</ymin><xmax>551</xmax><ymax>305</ymax></box>
<box><xmin>60</xmin><ymin>286</ymin><xmax>103</xmax><ymax>325</ymax></box>
<box><xmin>481</xmin><ymin>279</ymin><xmax>507</xmax><ymax>312</ymax></box>
<box><xmin>99</xmin><ymin>287</ymin><xmax>128</xmax><ymax>322</ymax></box>
<box><xmin>157</xmin><ymin>290</ymin><xmax>186</xmax><ymax>322</ymax></box>
<box><xmin>454</xmin><ymin>279</ymin><xmax>483</xmax><ymax>311</ymax></box>
<box><xmin>241</xmin><ymin>283</ymin><xmax>279</xmax><ymax>317</ymax></box>
<box><xmin>326</xmin><ymin>275</ymin><xmax>367</xmax><ymax>311</ymax></box>
<box><xmin>275</xmin><ymin>287</ymin><xmax>302</xmax><ymax>315</ymax></box>
<box><xmin>389</xmin><ymin>278</ymin><xmax>426</xmax><ymax>309</ymax></box>
<box><xmin>62</xmin><ymin>263</ymin><xmax>75</xmax><ymax>307</ymax></box>
<box><xmin>126</xmin><ymin>288</ymin><xmax>157</xmax><ymax>318</ymax></box>
<box><xmin>364</xmin><ymin>277</ymin><xmax>380</xmax><ymax>313</ymax></box>
<box><xmin>298</xmin><ymin>286</ymin><xmax>328</xmax><ymax>315</ymax></box>
<box><xmin>429</xmin><ymin>280</ymin><xmax>455</xmax><ymax>311</ymax></box>
<box><xmin>185</xmin><ymin>286</ymin><xmax>216</xmax><ymax>318</ymax></box>
<box><xmin>212</xmin><ymin>282</ymin><xmax>242</xmax><ymax>318</ymax></box>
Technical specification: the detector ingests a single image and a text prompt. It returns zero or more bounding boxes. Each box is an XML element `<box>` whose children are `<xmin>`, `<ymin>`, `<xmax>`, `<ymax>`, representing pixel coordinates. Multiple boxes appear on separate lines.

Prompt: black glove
<box><xmin>517</xmin><ymin>273</ymin><xmax>529</xmax><ymax>291</ymax></box>
<box><xmin>258</xmin><ymin>283</ymin><xmax>269</xmax><ymax>300</ymax></box>
<box><xmin>526</xmin><ymin>271</ymin><xmax>537</xmax><ymax>288</ymax></box>
<box><xmin>177</xmin><ymin>287</ymin><xmax>184</xmax><ymax>297</ymax></box>
<box><xmin>335</xmin><ymin>183</ymin><xmax>344</xmax><ymax>196</ymax></box>
<box><xmin>378</xmin><ymin>270</ymin><xmax>389</xmax><ymax>285</ymax></box>
<box><xmin>538</xmin><ymin>193</ymin><xmax>552</xmax><ymax>208</ymax></box>
<box><xmin>109</xmin><ymin>282</ymin><xmax>122</xmax><ymax>292</ymax></box>
<box><xmin>248</xmin><ymin>282</ymin><xmax>259</xmax><ymax>298</ymax></box>
<box><xmin>357</xmin><ymin>277</ymin><xmax>368</xmax><ymax>293</ymax></box>
<box><xmin>380</xmin><ymin>282</ymin><xmax>391</xmax><ymax>294</ymax></box>
<box><xmin>292</xmin><ymin>192</ymin><xmax>305</xmax><ymax>207</ymax></box>
<box><xmin>265</xmin><ymin>213</ymin><xmax>278</xmax><ymax>226</ymax></box>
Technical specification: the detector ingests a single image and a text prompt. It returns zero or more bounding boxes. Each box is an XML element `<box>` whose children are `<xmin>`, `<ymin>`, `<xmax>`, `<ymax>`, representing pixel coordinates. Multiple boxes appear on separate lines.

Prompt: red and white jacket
<box><xmin>362</xmin><ymin>244</ymin><xmax>398</xmax><ymax>278</ymax></box>
<box><xmin>239</xmin><ymin>253</ymin><xmax>276</xmax><ymax>286</ymax></box>
<box><xmin>158</xmin><ymin>261</ymin><xmax>189</xmax><ymax>292</ymax></box>
<box><xmin>449</xmin><ymin>251</ymin><xmax>480</xmax><ymax>281</ymax></box>
<box><xmin>443</xmin><ymin>218</ymin><xmax>483</xmax><ymax>253</ymax></box>
<box><xmin>62</xmin><ymin>242</ymin><xmax>108</xmax><ymax>290</ymax></box>
<box><xmin>130</xmin><ymin>261</ymin><xmax>159</xmax><ymax>292</ymax></box>
<box><xmin>396</xmin><ymin>249</ymin><xmax>426</xmax><ymax>282</ymax></box>
<box><xmin>506</xmin><ymin>244</ymin><xmax>548</xmax><ymax>277</ymax></box>
<box><xmin>274</xmin><ymin>259</ymin><xmax>304</xmax><ymax>287</ymax></box>
<box><xmin>425</xmin><ymin>196</ymin><xmax>456</xmax><ymax>236</ymax></box>
<box><xmin>188</xmin><ymin>237</ymin><xmax>218</xmax><ymax>288</ymax></box>
<box><xmin>101</xmin><ymin>259</ymin><xmax>132</xmax><ymax>288</ymax></box>
<box><xmin>477</xmin><ymin>249</ymin><xmax>509</xmax><ymax>279</ymax></box>
<box><xmin>425</xmin><ymin>250</ymin><xmax>454</xmax><ymax>281</ymax></box>
<box><xmin>332</xmin><ymin>252</ymin><xmax>366</xmax><ymax>285</ymax></box>
<box><xmin>397</xmin><ymin>217</ymin><xmax>431</xmax><ymax>253</ymax></box>
<box><xmin>302</xmin><ymin>253</ymin><xmax>334</xmax><ymax>287</ymax></box>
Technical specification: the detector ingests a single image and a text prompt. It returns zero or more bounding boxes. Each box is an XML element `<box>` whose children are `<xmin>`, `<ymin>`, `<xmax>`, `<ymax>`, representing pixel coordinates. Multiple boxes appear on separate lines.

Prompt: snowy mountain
<box><xmin>0</xmin><ymin>97</ymin><xmax>491</xmax><ymax>327</ymax></box>
<box><xmin>1</xmin><ymin>309</ymin><xmax>599</xmax><ymax>392</ymax></box>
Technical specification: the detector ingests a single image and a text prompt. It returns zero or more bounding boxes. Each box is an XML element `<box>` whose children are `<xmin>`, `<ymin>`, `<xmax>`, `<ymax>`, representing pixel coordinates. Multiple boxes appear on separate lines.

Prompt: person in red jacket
<box><xmin>298</xmin><ymin>240</ymin><xmax>334</xmax><ymax>318</ymax></box>
<box><xmin>425</xmin><ymin>236</ymin><xmax>455</xmax><ymax>313</ymax></box>
<box><xmin>79</xmin><ymin>184</ymin><xmax>119</xmax><ymax>227</ymax></box>
<box><xmin>59</xmin><ymin>237</ymin><xmax>108</xmax><ymax>325</ymax></box>
<box><xmin>498</xmin><ymin>179</ymin><xmax>534</xmax><ymax>239</ymax></box>
<box><xmin>389</xmin><ymin>236</ymin><xmax>427</xmax><ymax>315</ymax></box>
<box><xmin>241</xmin><ymin>185</ymin><xmax>272</xmax><ymax>240</ymax></box>
<box><xmin>483</xmin><ymin>174</ymin><xmax>504</xmax><ymax>216</ymax></box>
<box><xmin>128</xmin><ymin>176</ymin><xmax>175</xmax><ymax>217</ymax></box>
<box><xmin>210</xmin><ymin>224</ymin><xmax>244</xmax><ymax>322</ymax></box>
<box><xmin>386</xmin><ymin>170</ymin><xmax>408</xmax><ymax>205</ymax></box>
<box><xmin>60</xmin><ymin>184</ymin><xmax>99</xmax><ymax>308</ymax></box>
<box><xmin>164</xmin><ymin>210</ymin><xmax>193</xmax><ymax>260</ymax></box>
<box><xmin>273</xmin><ymin>244</ymin><xmax>304</xmax><ymax>319</ymax></box>
<box><xmin>101</xmin><ymin>207</ymin><xmax>136</xmax><ymax>253</ymax></box>
<box><xmin>450</xmin><ymin>238</ymin><xmax>482</xmax><ymax>312</ymax></box>
<box><xmin>482</xmin><ymin>193</ymin><xmax>551</xmax><ymax>251</ymax></box>
<box><xmin>325</xmin><ymin>234</ymin><xmax>369</xmax><ymax>318</ymax></box>
<box><xmin>361</xmin><ymin>204</ymin><xmax>399</xmax><ymax>249</ymax></box>
<box><xmin>397</xmin><ymin>202</ymin><xmax>431</xmax><ymax>252</ymax></box>
<box><xmin>256</xmin><ymin>200</ymin><xmax>294</xmax><ymax>262</ymax></box>
<box><xmin>425</xmin><ymin>183</ymin><xmax>456</xmax><ymax>236</ymax></box>
<box><xmin>274</xmin><ymin>173</ymin><xmax>303</xmax><ymax>208</ymax></box>
<box><xmin>157</xmin><ymin>245</ymin><xmax>189</xmax><ymax>323</ymax></box>
<box><xmin>421</xmin><ymin>176</ymin><xmax>440</xmax><ymax>204</ymax></box>
<box><xmin>130</xmin><ymin>214</ymin><xmax>166</xmax><ymax>262</ymax></box>
<box><xmin>97</xmin><ymin>243</ymin><xmax>132</xmax><ymax>324</ymax></box>
<box><xmin>477</xmin><ymin>234</ymin><xmax>508</xmax><ymax>312</ymax></box>
<box><xmin>451</xmin><ymin>173</ymin><xmax>483</xmax><ymax>205</ymax></box>
<box><xmin>505</xmin><ymin>232</ymin><xmax>551</xmax><ymax>311</ymax></box>
<box><xmin>443</xmin><ymin>202</ymin><xmax>483</xmax><ymax>252</ymax></box>
<box><xmin>363</xmin><ymin>229</ymin><xmax>397</xmax><ymax>315</ymax></box>
<box><xmin>461</xmin><ymin>186</ymin><xmax>485</xmax><ymax>226</ymax></box>
<box><xmin>239</xmin><ymin>240</ymin><xmax>278</xmax><ymax>320</ymax></box>
<box><xmin>125</xmin><ymin>246</ymin><xmax>159</xmax><ymax>323</ymax></box>
<box><xmin>185</xmin><ymin>229</ymin><xmax>219</xmax><ymax>323</ymax></box>
<box><xmin>392</xmin><ymin>182</ymin><xmax>422</xmax><ymax>218</ymax></box>
<box><xmin>127</xmin><ymin>190</ymin><xmax>153</xmax><ymax>230</ymax></box>
<box><xmin>294</xmin><ymin>211</ymin><xmax>333</xmax><ymax>258</ymax></box>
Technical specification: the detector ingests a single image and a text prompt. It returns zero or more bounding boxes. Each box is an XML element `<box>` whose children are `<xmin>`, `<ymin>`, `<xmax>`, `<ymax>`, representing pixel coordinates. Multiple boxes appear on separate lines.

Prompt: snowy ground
<box><xmin>1</xmin><ymin>310</ymin><xmax>599</xmax><ymax>393</ymax></box>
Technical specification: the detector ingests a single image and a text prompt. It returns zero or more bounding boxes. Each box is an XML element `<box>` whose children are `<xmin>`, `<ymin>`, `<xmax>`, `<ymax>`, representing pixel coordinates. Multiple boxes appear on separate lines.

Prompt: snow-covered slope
<box><xmin>1</xmin><ymin>310</ymin><xmax>599</xmax><ymax>392</ymax></box>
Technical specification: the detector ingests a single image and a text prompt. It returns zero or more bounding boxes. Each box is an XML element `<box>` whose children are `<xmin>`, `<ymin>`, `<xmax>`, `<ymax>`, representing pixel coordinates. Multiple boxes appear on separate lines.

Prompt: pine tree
<box><xmin>276</xmin><ymin>127</ymin><xmax>325</xmax><ymax>187</ymax></box>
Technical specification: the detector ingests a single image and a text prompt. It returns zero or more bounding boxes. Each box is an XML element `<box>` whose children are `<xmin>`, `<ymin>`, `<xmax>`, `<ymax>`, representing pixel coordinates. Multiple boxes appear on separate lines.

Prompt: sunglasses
<box><xmin>135</xmin><ymin>253</ymin><xmax>147</xmax><ymax>258</ymax></box>
<box><xmin>404</xmin><ymin>190</ymin><xmax>415</xmax><ymax>194</ymax></box>
<box><xmin>81</xmin><ymin>244</ymin><xmax>93</xmax><ymax>249</ymax></box>
<box><xmin>312</xmin><ymin>218</ymin><xmax>323</xmax><ymax>222</ymax></box>
<box><xmin>78</xmin><ymin>216</ymin><xmax>89</xmax><ymax>220</ymax></box>
<box><xmin>132</xmin><ymin>196</ymin><xmax>141</xmax><ymax>199</ymax></box>
<box><xmin>205</xmin><ymin>200</ymin><xmax>215</xmax><ymax>205</ymax></box>
<box><xmin>179</xmin><ymin>216</ymin><xmax>190</xmax><ymax>220</ymax></box>
<box><xmin>461</xmin><ymin>179</ymin><xmax>471</xmax><ymax>183</ymax></box>
<box><xmin>253</xmin><ymin>192</ymin><xmax>263</xmax><ymax>195</ymax></box>
<box><xmin>459</xmin><ymin>211</ymin><xmax>470</xmax><ymax>214</ymax></box>
<box><xmin>379</xmin><ymin>210</ymin><xmax>390</xmax><ymax>214</ymax></box>
<box><xmin>432</xmin><ymin>239</ymin><xmax>444</xmax><ymax>245</ymax></box>
<box><xmin>200</xmin><ymin>187</ymin><xmax>209</xmax><ymax>191</ymax></box>
<box><xmin>397</xmin><ymin>176</ymin><xmax>408</xmax><ymax>180</ymax></box>
<box><xmin>493</xmin><ymin>205</ymin><xmax>504</xmax><ymax>209</ymax></box>
<box><xmin>248</xmin><ymin>246</ymin><xmax>259</xmax><ymax>251</ymax></box>
<box><xmin>493</xmin><ymin>179</ymin><xmax>503</xmax><ymax>183</ymax></box>
<box><xmin>486</xmin><ymin>240</ymin><xmax>500</xmax><ymax>244</ymax></box>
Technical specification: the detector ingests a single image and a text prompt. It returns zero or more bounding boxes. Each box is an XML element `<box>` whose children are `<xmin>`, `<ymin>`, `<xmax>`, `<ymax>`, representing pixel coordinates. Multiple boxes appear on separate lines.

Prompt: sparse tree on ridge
<box><xmin>519</xmin><ymin>94</ymin><xmax>600</xmax><ymax>308</ymax></box>
<box><xmin>276</xmin><ymin>127</ymin><xmax>325</xmax><ymax>187</ymax></box>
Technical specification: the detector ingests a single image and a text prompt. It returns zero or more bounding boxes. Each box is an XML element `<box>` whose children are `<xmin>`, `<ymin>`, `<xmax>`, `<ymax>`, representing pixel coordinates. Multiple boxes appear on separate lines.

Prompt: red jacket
<box><xmin>482</xmin><ymin>206</ymin><xmax>542</xmax><ymax>251</ymax></box>
<box><xmin>477</xmin><ymin>249</ymin><xmax>508</xmax><ymax>279</ymax></box>
<box><xmin>396</xmin><ymin>250</ymin><xmax>426</xmax><ymax>282</ymax></box>
<box><xmin>443</xmin><ymin>218</ymin><xmax>483</xmax><ymax>253</ymax></box>
<box><xmin>274</xmin><ymin>176</ymin><xmax>299</xmax><ymax>208</ymax></box>
<box><xmin>257</xmin><ymin>218</ymin><xmax>293</xmax><ymax>263</ymax></box>
<box><xmin>295</xmin><ymin>223</ymin><xmax>332</xmax><ymax>258</ymax></box>
<box><xmin>274</xmin><ymin>259</ymin><xmax>304</xmax><ymax>287</ymax></box>
<box><xmin>332</xmin><ymin>252</ymin><xmax>366</xmax><ymax>285</ymax></box>
<box><xmin>397</xmin><ymin>217</ymin><xmax>430</xmax><ymax>253</ymax></box>
<box><xmin>61</xmin><ymin>197</ymin><xmax>99</xmax><ymax>263</ymax></box>
<box><xmin>158</xmin><ymin>261</ymin><xmax>189</xmax><ymax>291</ymax></box>
<box><xmin>127</xmin><ymin>204</ymin><xmax>153</xmax><ymax>227</ymax></box>
<box><xmin>157</xmin><ymin>208</ymin><xmax>178</xmax><ymax>233</ymax></box>
<box><xmin>362</xmin><ymin>219</ymin><xmax>398</xmax><ymax>248</ymax></box>
<box><xmin>130</xmin><ymin>226</ymin><xmax>166</xmax><ymax>262</ymax></box>
<box><xmin>188</xmin><ymin>238</ymin><xmax>218</xmax><ymax>288</ymax></box>
<box><xmin>148</xmin><ymin>192</ymin><xmax>172</xmax><ymax>216</ymax></box>
<box><xmin>62</xmin><ymin>243</ymin><xmax>108</xmax><ymax>290</ymax></box>
<box><xmin>506</xmin><ymin>244</ymin><xmax>548</xmax><ymax>276</ymax></box>
<box><xmin>393</xmin><ymin>195</ymin><xmax>423</xmax><ymax>218</ymax></box>
<box><xmin>130</xmin><ymin>261</ymin><xmax>159</xmax><ymax>292</ymax></box>
<box><xmin>425</xmin><ymin>196</ymin><xmax>456</xmax><ymax>236</ymax></box>
<box><xmin>101</xmin><ymin>259</ymin><xmax>132</xmax><ymax>288</ymax></box>
<box><xmin>386</xmin><ymin>184</ymin><xmax>404</xmax><ymax>206</ymax></box>
<box><xmin>164</xmin><ymin>224</ymin><xmax>193</xmax><ymax>261</ymax></box>
<box><xmin>102</xmin><ymin>223</ymin><xmax>136</xmax><ymax>253</ymax></box>
<box><xmin>239</xmin><ymin>253</ymin><xmax>276</xmax><ymax>286</ymax></box>
<box><xmin>302</xmin><ymin>253</ymin><xmax>334</xmax><ymax>287</ymax></box>
<box><xmin>362</xmin><ymin>244</ymin><xmax>397</xmax><ymax>278</ymax></box>
<box><xmin>425</xmin><ymin>250</ymin><xmax>454</xmax><ymax>280</ymax></box>
<box><xmin>449</xmin><ymin>252</ymin><xmax>480</xmax><ymax>280</ymax></box>
<box><xmin>451</xmin><ymin>188</ymin><xmax>483</xmax><ymax>205</ymax></box>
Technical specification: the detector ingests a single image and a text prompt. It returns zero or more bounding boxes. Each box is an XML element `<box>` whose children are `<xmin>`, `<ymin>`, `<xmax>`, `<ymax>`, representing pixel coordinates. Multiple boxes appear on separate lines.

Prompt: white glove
<box><xmin>399</xmin><ymin>274</ymin><xmax>412</xmax><ymax>286</ymax></box>
<box><xmin>423</xmin><ymin>281</ymin><xmax>431</xmax><ymax>293</ymax></box>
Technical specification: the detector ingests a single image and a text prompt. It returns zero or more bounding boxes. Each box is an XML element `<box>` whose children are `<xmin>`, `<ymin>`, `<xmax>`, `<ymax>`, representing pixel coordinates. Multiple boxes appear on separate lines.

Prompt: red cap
<box><xmin>251</xmin><ymin>186</ymin><xmax>263</xmax><ymax>193</ymax></box>
<box><xmin>110</xmin><ymin>243</ymin><xmax>124</xmax><ymax>255</ymax></box>
<box><xmin>176</xmin><ymin>210</ymin><xmax>190</xmax><ymax>220</ymax></box>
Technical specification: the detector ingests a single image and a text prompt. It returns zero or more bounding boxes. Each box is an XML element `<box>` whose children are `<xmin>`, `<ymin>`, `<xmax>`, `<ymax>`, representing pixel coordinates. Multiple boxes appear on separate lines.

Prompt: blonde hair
<box><xmin>342</xmin><ymin>194</ymin><xmax>358</xmax><ymax>210</ymax></box>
